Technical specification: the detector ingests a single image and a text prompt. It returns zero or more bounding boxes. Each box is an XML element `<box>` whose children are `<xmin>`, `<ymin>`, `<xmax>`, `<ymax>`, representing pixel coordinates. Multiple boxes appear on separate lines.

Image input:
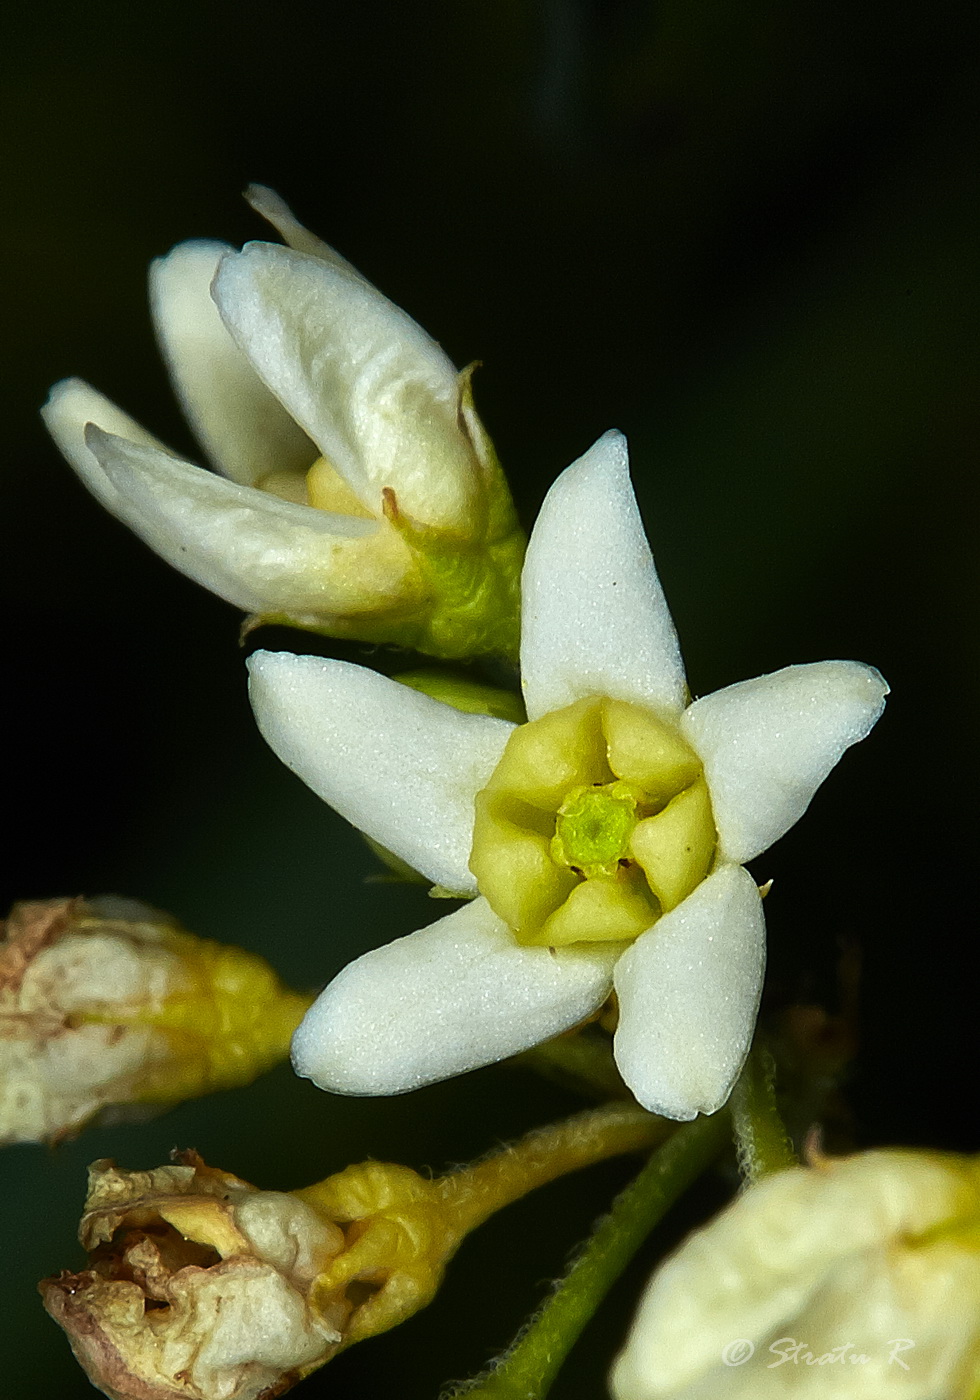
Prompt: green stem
<box><xmin>443</xmin><ymin>1111</ymin><xmax>729</xmax><ymax>1400</ymax></box>
<box><xmin>730</xmin><ymin>1041</ymin><xmax>798</xmax><ymax>1185</ymax></box>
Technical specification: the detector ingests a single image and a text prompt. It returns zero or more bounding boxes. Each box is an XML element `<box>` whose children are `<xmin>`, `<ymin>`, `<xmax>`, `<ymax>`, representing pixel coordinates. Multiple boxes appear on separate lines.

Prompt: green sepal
<box><xmin>393</xmin><ymin>668</ymin><xmax>526</xmax><ymax>723</ymax></box>
<box><xmin>243</xmin><ymin>372</ymin><xmax>525</xmax><ymax>663</ymax></box>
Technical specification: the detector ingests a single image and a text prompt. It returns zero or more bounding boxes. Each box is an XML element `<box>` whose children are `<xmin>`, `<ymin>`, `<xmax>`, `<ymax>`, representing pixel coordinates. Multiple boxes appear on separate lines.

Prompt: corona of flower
<box><xmin>249</xmin><ymin>432</ymin><xmax>887</xmax><ymax>1119</ymax></box>
<box><xmin>0</xmin><ymin>896</ymin><xmax>308</xmax><ymax>1145</ymax></box>
<box><xmin>42</xmin><ymin>186</ymin><xmax>523</xmax><ymax>660</ymax></box>
<box><xmin>611</xmin><ymin>1147</ymin><xmax>980</xmax><ymax>1399</ymax></box>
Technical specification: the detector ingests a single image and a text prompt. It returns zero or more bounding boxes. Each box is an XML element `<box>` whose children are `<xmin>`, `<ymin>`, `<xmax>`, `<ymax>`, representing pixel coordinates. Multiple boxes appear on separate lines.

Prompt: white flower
<box><xmin>248</xmin><ymin>431</ymin><xmax>887</xmax><ymax>1119</ymax></box>
<box><xmin>42</xmin><ymin>186</ymin><xmax>523</xmax><ymax>659</ymax></box>
<box><xmin>610</xmin><ymin>1147</ymin><xmax>980</xmax><ymax>1400</ymax></box>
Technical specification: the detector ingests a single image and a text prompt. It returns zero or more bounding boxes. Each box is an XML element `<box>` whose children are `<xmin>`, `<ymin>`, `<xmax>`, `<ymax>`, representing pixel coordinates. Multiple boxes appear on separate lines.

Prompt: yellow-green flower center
<box><xmin>551</xmin><ymin>781</ymin><xmax>648</xmax><ymax>878</ymax></box>
<box><xmin>469</xmin><ymin>696</ymin><xmax>717</xmax><ymax>948</ymax></box>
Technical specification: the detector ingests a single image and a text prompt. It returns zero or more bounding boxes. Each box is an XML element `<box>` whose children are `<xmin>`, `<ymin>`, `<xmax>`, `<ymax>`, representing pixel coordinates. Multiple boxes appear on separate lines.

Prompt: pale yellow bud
<box><xmin>611</xmin><ymin>1147</ymin><xmax>980</xmax><ymax>1400</ymax></box>
<box><xmin>0</xmin><ymin>897</ymin><xmax>309</xmax><ymax>1145</ymax></box>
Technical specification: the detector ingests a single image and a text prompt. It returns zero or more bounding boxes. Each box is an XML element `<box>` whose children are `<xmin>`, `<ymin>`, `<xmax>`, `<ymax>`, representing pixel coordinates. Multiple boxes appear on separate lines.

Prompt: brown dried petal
<box><xmin>41</xmin><ymin>1257</ymin><xmax>337</xmax><ymax>1400</ymax></box>
<box><xmin>0</xmin><ymin>897</ymin><xmax>79</xmax><ymax>992</ymax></box>
<box><xmin>45</xmin><ymin>1157</ymin><xmax>346</xmax><ymax>1400</ymax></box>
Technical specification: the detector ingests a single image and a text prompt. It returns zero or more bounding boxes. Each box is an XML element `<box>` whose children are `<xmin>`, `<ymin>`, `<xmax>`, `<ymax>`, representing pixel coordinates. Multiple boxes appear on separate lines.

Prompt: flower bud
<box><xmin>0</xmin><ymin>897</ymin><xmax>308</xmax><ymax>1145</ymax></box>
<box><xmin>611</xmin><ymin>1146</ymin><xmax>980</xmax><ymax>1399</ymax></box>
<box><xmin>42</xmin><ymin>188</ymin><xmax>524</xmax><ymax>661</ymax></box>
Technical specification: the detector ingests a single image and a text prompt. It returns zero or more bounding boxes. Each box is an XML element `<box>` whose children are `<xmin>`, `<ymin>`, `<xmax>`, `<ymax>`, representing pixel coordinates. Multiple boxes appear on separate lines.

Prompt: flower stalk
<box><xmin>295</xmin><ymin>1102</ymin><xmax>667</xmax><ymax>1351</ymax></box>
<box><xmin>444</xmin><ymin>1111</ymin><xmax>730</xmax><ymax>1400</ymax></box>
<box><xmin>729</xmin><ymin>1040</ymin><xmax>798</xmax><ymax>1185</ymax></box>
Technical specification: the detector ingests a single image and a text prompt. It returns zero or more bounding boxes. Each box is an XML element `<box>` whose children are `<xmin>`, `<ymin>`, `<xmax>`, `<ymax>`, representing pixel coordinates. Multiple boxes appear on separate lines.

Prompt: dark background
<box><xmin>2</xmin><ymin>2</ymin><xmax>977</xmax><ymax>1395</ymax></box>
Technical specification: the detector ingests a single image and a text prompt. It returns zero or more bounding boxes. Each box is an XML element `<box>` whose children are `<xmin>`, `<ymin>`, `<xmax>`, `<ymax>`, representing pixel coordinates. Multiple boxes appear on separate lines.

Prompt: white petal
<box><xmin>41</xmin><ymin>378</ymin><xmax>171</xmax><ymax>513</ymax></box>
<box><xmin>150</xmin><ymin>239</ymin><xmax>316</xmax><ymax>486</ymax></box>
<box><xmin>613</xmin><ymin>865</ymin><xmax>764</xmax><ymax>1120</ymax></box>
<box><xmin>247</xmin><ymin>652</ymin><xmax>513</xmax><ymax>891</ymax></box>
<box><xmin>212</xmin><ymin>243</ymin><xmax>482</xmax><ymax>531</ymax></box>
<box><xmin>682</xmin><ymin>661</ymin><xmax>889</xmax><ymax>864</ymax></box>
<box><xmin>520</xmin><ymin>432</ymin><xmax>687</xmax><ymax>722</ymax></box>
<box><xmin>83</xmin><ymin>427</ymin><xmax>412</xmax><ymax>618</ymax></box>
<box><xmin>244</xmin><ymin>185</ymin><xmax>365</xmax><ymax>277</ymax></box>
<box><xmin>291</xmin><ymin>897</ymin><xmax>619</xmax><ymax>1094</ymax></box>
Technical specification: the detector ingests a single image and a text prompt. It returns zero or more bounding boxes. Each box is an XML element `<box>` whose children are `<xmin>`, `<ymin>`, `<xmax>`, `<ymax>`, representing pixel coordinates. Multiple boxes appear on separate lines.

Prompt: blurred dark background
<box><xmin>2</xmin><ymin>1</ymin><xmax>978</xmax><ymax>1395</ymax></box>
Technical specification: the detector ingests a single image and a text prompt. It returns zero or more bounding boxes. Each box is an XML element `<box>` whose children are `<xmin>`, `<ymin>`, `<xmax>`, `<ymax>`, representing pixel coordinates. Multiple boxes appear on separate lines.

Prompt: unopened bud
<box><xmin>611</xmin><ymin>1146</ymin><xmax>980</xmax><ymax>1400</ymax></box>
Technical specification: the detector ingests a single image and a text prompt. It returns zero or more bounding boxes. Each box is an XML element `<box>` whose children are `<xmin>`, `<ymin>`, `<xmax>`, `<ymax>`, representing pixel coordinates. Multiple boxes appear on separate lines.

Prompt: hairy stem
<box><xmin>730</xmin><ymin>1041</ymin><xmax>798</xmax><ymax>1185</ymax></box>
<box><xmin>441</xmin><ymin>1102</ymin><xmax>669</xmax><ymax>1235</ymax></box>
<box><xmin>444</xmin><ymin>1111</ymin><xmax>729</xmax><ymax>1400</ymax></box>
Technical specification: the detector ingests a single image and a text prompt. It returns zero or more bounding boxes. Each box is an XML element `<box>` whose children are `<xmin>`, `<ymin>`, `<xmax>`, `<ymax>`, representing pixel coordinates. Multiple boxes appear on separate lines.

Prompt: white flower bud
<box><xmin>611</xmin><ymin>1148</ymin><xmax>980</xmax><ymax>1400</ymax></box>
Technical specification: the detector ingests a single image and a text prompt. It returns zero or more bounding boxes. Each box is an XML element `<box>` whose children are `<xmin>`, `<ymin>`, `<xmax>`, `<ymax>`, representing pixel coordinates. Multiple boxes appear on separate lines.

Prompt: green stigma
<box><xmin>551</xmin><ymin>781</ymin><xmax>647</xmax><ymax>879</ymax></box>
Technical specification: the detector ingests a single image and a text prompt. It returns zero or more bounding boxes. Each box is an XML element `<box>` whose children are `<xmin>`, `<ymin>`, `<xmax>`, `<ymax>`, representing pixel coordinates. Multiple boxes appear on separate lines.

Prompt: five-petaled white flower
<box><xmin>41</xmin><ymin>187</ymin><xmax>523</xmax><ymax>660</ymax></box>
<box><xmin>248</xmin><ymin>431</ymin><xmax>887</xmax><ymax>1119</ymax></box>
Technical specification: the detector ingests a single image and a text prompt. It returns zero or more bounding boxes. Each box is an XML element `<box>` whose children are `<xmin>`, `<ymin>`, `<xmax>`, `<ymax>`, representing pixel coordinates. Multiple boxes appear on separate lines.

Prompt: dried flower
<box><xmin>0</xmin><ymin>897</ymin><xmax>308</xmax><ymax>1145</ymax></box>
<box><xmin>42</xmin><ymin>1104</ymin><xmax>659</xmax><ymax>1399</ymax></box>
<box><xmin>40</xmin><ymin>1153</ymin><xmax>346</xmax><ymax>1400</ymax></box>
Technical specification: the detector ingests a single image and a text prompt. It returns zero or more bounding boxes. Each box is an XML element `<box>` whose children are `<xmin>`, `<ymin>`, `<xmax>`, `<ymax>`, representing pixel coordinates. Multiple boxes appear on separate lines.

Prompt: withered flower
<box><xmin>0</xmin><ymin>897</ymin><xmax>308</xmax><ymax>1145</ymax></box>
<box><xmin>41</xmin><ymin>1154</ymin><xmax>346</xmax><ymax>1400</ymax></box>
<box><xmin>42</xmin><ymin>1105</ymin><xmax>662</xmax><ymax>1399</ymax></box>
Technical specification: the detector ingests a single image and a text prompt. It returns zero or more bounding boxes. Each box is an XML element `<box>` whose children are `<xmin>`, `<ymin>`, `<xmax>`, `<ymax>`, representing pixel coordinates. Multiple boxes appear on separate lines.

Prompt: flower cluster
<box><xmin>43</xmin><ymin>188</ymin><xmax>886</xmax><ymax>1123</ymax></box>
<box><xmin>32</xmin><ymin>187</ymin><xmax>912</xmax><ymax>1400</ymax></box>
